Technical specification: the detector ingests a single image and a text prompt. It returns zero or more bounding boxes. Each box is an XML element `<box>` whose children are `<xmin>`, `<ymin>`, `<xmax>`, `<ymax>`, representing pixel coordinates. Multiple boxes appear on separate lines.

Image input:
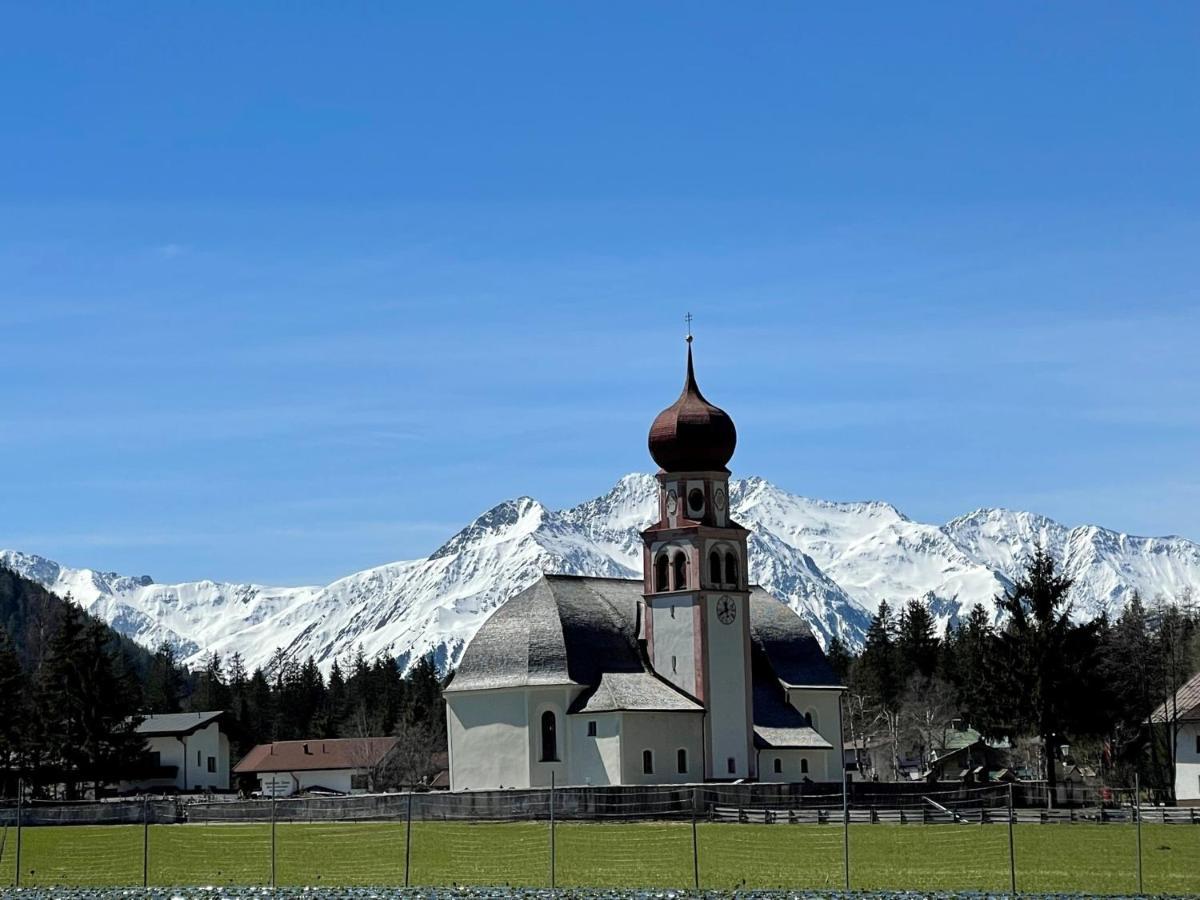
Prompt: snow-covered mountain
<box><xmin>4</xmin><ymin>474</ymin><xmax>1199</xmax><ymax>675</ymax></box>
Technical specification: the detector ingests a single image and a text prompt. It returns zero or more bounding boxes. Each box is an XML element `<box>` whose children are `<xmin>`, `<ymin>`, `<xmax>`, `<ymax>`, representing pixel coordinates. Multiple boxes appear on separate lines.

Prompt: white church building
<box><xmin>444</xmin><ymin>337</ymin><xmax>845</xmax><ymax>789</ymax></box>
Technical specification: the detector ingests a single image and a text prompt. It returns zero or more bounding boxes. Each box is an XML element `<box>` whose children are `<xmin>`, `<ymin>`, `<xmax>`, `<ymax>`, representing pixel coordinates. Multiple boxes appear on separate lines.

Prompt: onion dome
<box><xmin>648</xmin><ymin>339</ymin><xmax>737</xmax><ymax>472</ymax></box>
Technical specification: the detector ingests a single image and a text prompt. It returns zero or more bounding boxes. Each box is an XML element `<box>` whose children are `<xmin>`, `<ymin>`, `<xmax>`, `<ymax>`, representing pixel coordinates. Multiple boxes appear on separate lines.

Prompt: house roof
<box><xmin>1149</xmin><ymin>670</ymin><xmax>1200</xmax><ymax>724</ymax></box>
<box><xmin>233</xmin><ymin>737</ymin><xmax>399</xmax><ymax>774</ymax></box>
<box><xmin>570</xmin><ymin>672</ymin><xmax>704</xmax><ymax>714</ymax></box>
<box><xmin>135</xmin><ymin>710</ymin><xmax>223</xmax><ymax>737</ymax></box>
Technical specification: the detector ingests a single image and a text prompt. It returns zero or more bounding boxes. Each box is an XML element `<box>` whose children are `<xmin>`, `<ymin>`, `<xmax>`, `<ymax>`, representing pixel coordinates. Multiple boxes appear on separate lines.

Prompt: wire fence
<box><xmin>1</xmin><ymin>778</ymin><xmax>1198</xmax><ymax>894</ymax></box>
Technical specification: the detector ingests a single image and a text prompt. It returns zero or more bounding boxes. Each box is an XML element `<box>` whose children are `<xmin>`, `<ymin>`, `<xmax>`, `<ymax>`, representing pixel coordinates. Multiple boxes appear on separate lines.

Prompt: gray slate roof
<box><xmin>750</xmin><ymin>642</ymin><xmax>834</xmax><ymax>749</ymax></box>
<box><xmin>446</xmin><ymin>575</ymin><xmax>841</xmax><ymax>722</ymax></box>
<box><xmin>444</xmin><ymin>576</ymin><xmax>645</xmax><ymax>693</ymax></box>
<box><xmin>571</xmin><ymin>672</ymin><xmax>704</xmax><ymax>714</ymax></box>
<box><xmin>136</xmin><ymin>710</ymin><xmax>223</xmax><ymax>736</ymax></box>
<box><xmin>749</xmin><ymin>593</ymin><xmax>839</xmax><ymax>687</ymax></box>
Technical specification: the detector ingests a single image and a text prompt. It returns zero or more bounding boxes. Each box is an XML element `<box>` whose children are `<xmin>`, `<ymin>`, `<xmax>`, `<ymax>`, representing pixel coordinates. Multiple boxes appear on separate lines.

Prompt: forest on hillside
<box><xmin>0</xmin><ymin>565</ymin><xmax>445</xmax><ymax>799</ymax></box>
<box><xmin>831</xmin><ymin>548</ymin><xmax>1199</xmax><ymax>795</ymax></box>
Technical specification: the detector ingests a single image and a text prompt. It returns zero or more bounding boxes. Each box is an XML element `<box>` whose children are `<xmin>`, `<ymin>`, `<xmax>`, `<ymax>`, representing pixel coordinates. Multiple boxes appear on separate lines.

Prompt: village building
<box><xmin>233</xmin><ymin>736</ymin><xmax>400</xmax><ymax>796</ymax></box>
<box><xmin>444</xmin><ymin>338</ymin><xmax>845</xmax><ymax>790</ymax></box>
<box><xmin>121</xmin><ymin>710</ymin><xmax>230</xmax><ymax>793</ymax></box>
<box><xmin>1150</xmin><ymin>670</ymin><xmax>1200</xmax><ymax>805</ymax></box>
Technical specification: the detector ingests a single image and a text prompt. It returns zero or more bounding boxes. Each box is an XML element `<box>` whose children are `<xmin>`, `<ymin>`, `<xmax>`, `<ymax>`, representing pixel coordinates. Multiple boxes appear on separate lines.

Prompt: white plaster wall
<box><xmin>704</xmin><ymin>592</ymin><xmax>751</xmax><ymax>777</ymax></box>
<box><xmin>649</xmin><ymin>594</ymin><xmax>697</xmax><ymax>696</ymax></box>
<box><xmin>757</xmin><ymin>748</ymin><xmax>832</xmax><ymax>782</ymax></box>
<box><xmin>567</xmin><ymin>712</ymin><xmax>622</xmax><ymax>785</ymax></box>
<box><xmin>786</xmin><ymin>687</ymin><xmax>845</xmax><ymax>769</ymax></box>
<box><xmin>134</xmin><ymin>723</ymin><xmax>229</xmax><ymax>791</ymax></box>
<box><xmin>528</xmin><ymin>687</ymin><xmax>582</xmax><ymax>787</ymax></box>
<box><xmin>447</xmin><ymin>689</ymin><xmax>530</xmax><ymax>790</ymax></box>
<box><xmin>255</xmin><ymin>770</ymin><xmax>354</xmax><ymax>795</ymax></box>
<box><xmin>1177</xmin><ymin>723</ymin><xmax>1200</xmax><ymax>803</ymax></box>
<box><xmin>618</xmin><ymin>712</ymin><xmax>705</xmax><ymax>784</ymax></box>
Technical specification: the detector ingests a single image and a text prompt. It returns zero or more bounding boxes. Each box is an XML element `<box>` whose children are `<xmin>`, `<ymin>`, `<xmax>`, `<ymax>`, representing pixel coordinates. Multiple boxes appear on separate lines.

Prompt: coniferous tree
<box><xmin>857</xmin><ymin>601</ymin><xmax>899</xmax><ymax>709</ymax></box>
<box><xmin>0</xmin><ymin>627</ymin><xmax>24</xmax><ymax>795</ymax></box>
<box><xmin>826</xmin><ymin>635</ymin><xmax>852</xmax><ymax>683</ymax></box>
<box><xmin>897</xmin><ymin>599</ymin><xmax>939</xmax><ymax>682</ymax></box>
<box><xmin>145</xmin><ymin>641</ymin><xmax>184</xmax><ymax>713</ymax></box>
<box><xmin>993</xmin><ymin>546</ymin><xmax>1081</xmax><ymax>800</ymax></box>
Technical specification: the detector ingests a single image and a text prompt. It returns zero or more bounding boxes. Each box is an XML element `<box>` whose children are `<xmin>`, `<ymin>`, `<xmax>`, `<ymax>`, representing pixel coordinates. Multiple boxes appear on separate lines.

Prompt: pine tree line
<box><xmin>829</xmin><ymin>547</ymin><xmax>1200</xmax><ymax>794</ymax></box>
<box><xmin>1</xmin><ymin>565</ymin><xmax>447</xmax><ymax>798</ymax></box>
<box><xmin>146</xmin><ymin>641</ymin><xmax>448</xmax><ymax>788</ymax></box>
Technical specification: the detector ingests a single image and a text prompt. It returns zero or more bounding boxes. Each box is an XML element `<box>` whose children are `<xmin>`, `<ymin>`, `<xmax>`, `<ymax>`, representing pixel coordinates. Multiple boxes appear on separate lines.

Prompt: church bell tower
<box><xmin>641</xmin><ymin>332</ymin><xmax>755</xmax><ymax>779</ymax></box>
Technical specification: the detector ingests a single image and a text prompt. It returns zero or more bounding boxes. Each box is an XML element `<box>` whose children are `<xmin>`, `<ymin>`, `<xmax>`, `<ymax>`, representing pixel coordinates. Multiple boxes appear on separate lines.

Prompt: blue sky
<box><xmin>1</xmin><ymin>3</ymin><xmax>1198</xmax><ymax>585</ymax></box>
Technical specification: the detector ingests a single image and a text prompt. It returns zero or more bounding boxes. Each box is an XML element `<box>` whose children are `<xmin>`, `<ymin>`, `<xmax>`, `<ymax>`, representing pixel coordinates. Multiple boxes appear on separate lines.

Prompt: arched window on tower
<box><xmin>725</xmin><ymin>551</ymin><xmax>739</xmax><ymax>586</ymax></box>
<box><xmin>709</xmin><ymin>551</ymin><xmax>722</xmax><ymax>586</ymax></box>
<box><xmin>655</xmin><ymin>554</ymin><xmax>670</xmax><ymax>592</ymax></box>
<box><xmin>673</xmin><ymin>552</ymin><xmax>687</xmax><ymax>591</ymax></box>
<box><xmin>540</xmin><ymin>710</ymin><xmax>558</xmax><ymax>762</ymax></box>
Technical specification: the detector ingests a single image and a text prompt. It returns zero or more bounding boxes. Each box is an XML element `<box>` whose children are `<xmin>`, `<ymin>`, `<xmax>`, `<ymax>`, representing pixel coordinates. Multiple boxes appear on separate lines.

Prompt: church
<box><xmin>444</xmin><ymin>338</ymin><xmax>845</xmax><ymax>789</ymax></box>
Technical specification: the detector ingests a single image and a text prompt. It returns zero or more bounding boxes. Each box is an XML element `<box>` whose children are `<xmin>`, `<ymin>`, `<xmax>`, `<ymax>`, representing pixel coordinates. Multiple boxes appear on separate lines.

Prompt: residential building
<box><xmin>233</xmin><ymin>737</ymin><xmax>400</xmax><ymax>796</ymax></box>
<box><xmin>1150</xmin><ymin>670</ymin><xmax>1200</xmax><ymax>805</ymax></box>
<box><xmin>121</xmin><ymin>710</ymin><xmax>230</xmax><ymax>793</ymax></box>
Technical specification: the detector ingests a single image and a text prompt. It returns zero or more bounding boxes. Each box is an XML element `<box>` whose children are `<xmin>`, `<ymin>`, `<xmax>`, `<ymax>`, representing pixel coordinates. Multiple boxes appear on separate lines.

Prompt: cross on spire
<box><xmin>684</xmin><ymin>311</ymin><xmax>694</xmax><ymax>343</ymax></box>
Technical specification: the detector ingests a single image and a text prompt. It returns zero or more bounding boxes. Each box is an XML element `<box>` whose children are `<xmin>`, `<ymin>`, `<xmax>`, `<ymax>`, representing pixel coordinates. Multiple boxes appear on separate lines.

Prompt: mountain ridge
<box><xmin>4</xmin><ymin>474</ymin><xmax>1199</xmax><ymax>675</ymax></box>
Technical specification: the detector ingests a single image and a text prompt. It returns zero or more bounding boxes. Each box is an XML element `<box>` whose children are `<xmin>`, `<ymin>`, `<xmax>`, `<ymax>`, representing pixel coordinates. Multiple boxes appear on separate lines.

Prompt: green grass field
<box><xmin>0</xmin><ymin>821</ymin><xmax>1197</xmax><ymax>895</ymax></box>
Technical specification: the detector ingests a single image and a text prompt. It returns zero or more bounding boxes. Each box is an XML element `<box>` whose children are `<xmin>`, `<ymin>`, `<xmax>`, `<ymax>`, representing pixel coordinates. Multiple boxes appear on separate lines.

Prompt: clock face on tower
<box><xmin>716</xmin><ymin>595</ymin><xmax>737</xmax><ymax>625</ymax></box>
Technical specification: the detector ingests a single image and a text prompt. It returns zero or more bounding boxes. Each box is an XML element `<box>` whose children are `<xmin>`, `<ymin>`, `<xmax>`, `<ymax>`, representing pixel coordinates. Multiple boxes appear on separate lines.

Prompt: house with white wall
<box><xmin>233</xmin><ymin>737</ymin><xmax>399</xmax><ymax>796</ymax></box>
<box><xmin>121</xmin><ymin>710</ymin><xmax>230</xmax><ymax>793</ymax></box>
<box><xmin>444</xmin><ymin>339</ymin><xmax>845</xmax><ymax>790</ymax></box>
<box><xmin>1151</xmin><ymin>671</ymin><xmax>1200</xmax><ymax>806</ymax></box>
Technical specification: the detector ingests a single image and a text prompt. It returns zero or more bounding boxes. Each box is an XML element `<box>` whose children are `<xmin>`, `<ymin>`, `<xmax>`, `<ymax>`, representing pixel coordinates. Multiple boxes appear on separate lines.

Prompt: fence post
<box><xmin>404</xmin><ymin>790</ymin><xmax>413</xmax><ymax>888</ymax></box>
<box><xmin>1134</xmin><ymin>775</ymin><xmax>1143</xmax><ymax>894</ymax></box>
<box><xmin>142</xmin><ymin>796</ymin><xmax>149</xmax><ymax>887</ymax></box>
<box><xmin>549</xmin><ymin>772</ymin><xmax>556</xmax><ymax>890</ymax></box>
<box><xmin>842</xmin><ymin>769</ymin><xmax>850</xmax><ymax>891</ymax></box>
<box><xmin>14</xmin><ymin>778</ymin><xmax>21</xmax><ymax>889</ymax></box>
<box><xmin>1007</xmin><ymin>781</ymin><xmax>1016</xmax><ymax>896</ymax></box>
<box><xmin>270</xmin><ymin>794</ymin><xmax>277</xmax><ymax>888</ymax></box>
<box><xmin>691</xmin><ymin>786</ymin><xmax>700</xmax><ymax>891</ymax></box>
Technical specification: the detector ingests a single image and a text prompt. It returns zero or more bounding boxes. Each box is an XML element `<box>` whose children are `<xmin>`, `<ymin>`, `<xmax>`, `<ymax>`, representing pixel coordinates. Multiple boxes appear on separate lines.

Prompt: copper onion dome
<box><xmin>648</xmin><ymin>339</ymin><xmax>737</xmax><ymax>472</ymax></box>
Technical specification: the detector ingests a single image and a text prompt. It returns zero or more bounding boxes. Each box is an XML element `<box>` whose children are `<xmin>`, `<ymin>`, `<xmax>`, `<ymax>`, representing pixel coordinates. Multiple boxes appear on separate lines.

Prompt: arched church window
<box><xmin>655</xmin><ymin>554</ymin><xmax>670</xmax><ymax>592</ymax></box>
<box><xmin>677</xmin><ymin>748</ymin><xmax>688</xmax><ymax>774</ymax></box>
<box><xmin>709</xmin><ymin>551</ymin><xmax>722</xmax><ymax>586</ymax></box>
<box><xmin>540</xmin><ymin>710</ymin><xmax>558</xmax><ymax>762</ymax></box>
<box><xmin>773</xmin><ymin>757</ymin><xmax>782</xmax><ymax>775</ymax></box>
<box><xmin>800</xmin><ymin>757</ymin><xmax>809</xmax><ymax>775</ymax></box>
<box><xmin>673</xmin><ymin>552</ymin><xmax>687</xmax><ymax>591</ymax></box>
<box><xmin>642</xmin><ymin>750</ymin><xmax>654</xmax><ymax>775</ymax></box>
<box><xmin>725</xmin><ymin>552</ymin><xmax>739</xmax><ymax>586</ymax></box>
<box><xmin>804</xmin><ymin>710</ymin><xmax>817</xmax><ymax>729</ymax></box>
